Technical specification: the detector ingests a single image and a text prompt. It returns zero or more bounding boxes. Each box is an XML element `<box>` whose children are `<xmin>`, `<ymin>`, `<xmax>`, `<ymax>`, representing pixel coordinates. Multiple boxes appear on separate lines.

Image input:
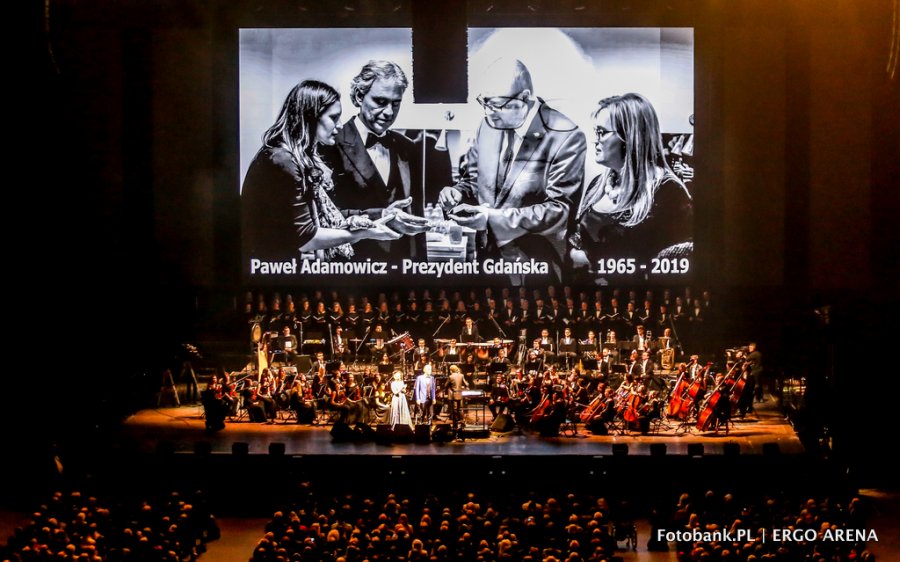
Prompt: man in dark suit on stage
<box><xmin>321</xmin><ymin>60</ymin><xmax>429</xmax><ymax>260</ymax></box>
<box><xmin>440</xmin><ymin>58</ymin><xmax>587</xmax><ymax>282</ymax></box>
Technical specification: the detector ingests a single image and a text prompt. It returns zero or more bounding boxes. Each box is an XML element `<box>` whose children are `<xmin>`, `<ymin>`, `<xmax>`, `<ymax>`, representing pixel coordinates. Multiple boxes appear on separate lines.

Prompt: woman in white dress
<box><xmin>389</xmin><ymin>371</ymin><xmax>414</xmax><ymax>429</ymax></box>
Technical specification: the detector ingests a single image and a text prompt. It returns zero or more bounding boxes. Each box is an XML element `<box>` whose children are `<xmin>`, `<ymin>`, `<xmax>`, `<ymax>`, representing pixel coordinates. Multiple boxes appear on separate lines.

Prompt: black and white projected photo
<box><xmin>240</xmin><ymin>27</ymin><xmax>694</xmax><ymax>286</ymax></box>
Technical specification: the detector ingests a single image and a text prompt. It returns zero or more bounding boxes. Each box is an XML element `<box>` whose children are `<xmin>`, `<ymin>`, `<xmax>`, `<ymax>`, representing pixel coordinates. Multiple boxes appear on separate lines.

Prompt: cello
<box><xmin>665</xmin><ymin>366</ymin><xmax>692</xmax><ymax>420</ymax></box>
<box><xmin>696</xmin><ymin>361</ymin><xmax>741</xmax><ymax>431</ymax></box>
<box><xmin>729</xmin><ymin>360</ymin><xmax>750</xmax><ymax>411</ymax></box>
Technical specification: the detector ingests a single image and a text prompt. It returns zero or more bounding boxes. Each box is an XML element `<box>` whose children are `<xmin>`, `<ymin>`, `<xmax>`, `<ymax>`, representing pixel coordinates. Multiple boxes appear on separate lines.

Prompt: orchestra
<box><xmin>221</xmin><ymin>287</ymin><xmax>746</xmax><ymax>437</ymax></box>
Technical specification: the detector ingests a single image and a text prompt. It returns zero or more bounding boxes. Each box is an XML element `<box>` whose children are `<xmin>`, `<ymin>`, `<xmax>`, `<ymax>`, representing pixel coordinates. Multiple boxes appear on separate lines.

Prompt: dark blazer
<box><xmin>321</xmin><ymin>117</ymin><xmax>425</xmax><ymax>259</ymax></box>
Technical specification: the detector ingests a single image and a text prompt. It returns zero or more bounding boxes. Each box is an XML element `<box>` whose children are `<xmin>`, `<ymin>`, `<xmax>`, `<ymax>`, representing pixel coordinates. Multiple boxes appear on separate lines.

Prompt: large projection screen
<box><xmin>240</xmin><ymin>27</ymin><xmax>694</xmax><ymax>287</ymax></box>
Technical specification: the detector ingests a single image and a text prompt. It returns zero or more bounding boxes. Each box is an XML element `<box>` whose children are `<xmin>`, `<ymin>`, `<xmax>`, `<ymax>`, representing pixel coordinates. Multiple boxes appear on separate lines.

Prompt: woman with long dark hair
<box><xmin>569</xmin><ymin>93</ymin><xmax>692</xmax><ymax>275</ymax></box>
<box><xmin>242</xmin><ymin>80</ymin><xmax>399</xmax><ymax>263</ymax></box>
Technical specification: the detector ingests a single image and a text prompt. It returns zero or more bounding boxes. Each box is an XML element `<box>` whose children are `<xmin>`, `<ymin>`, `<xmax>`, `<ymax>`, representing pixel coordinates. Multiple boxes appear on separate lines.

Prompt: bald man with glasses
<box><xmin>440</xmin><ymin>58</ymin><xmax>587</xmax><ymax>282</ymax></box>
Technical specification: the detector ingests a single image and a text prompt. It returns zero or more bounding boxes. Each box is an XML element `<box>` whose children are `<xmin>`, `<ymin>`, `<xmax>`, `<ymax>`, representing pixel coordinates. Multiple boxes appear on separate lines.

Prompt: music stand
<box><xmin>377</xmin><ymin>363</ymin><xmax>394</xmax><ymax>376</ymax></box>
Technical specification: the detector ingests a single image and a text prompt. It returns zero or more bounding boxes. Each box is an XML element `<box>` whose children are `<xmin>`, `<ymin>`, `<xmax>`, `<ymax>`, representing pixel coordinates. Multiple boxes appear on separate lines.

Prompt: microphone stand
<box><xmin>328</xmin><ymin>323</ymin><xmax>335</xmax><ymax>359</ymax></box>
<box><xmin>667</xmin><ymin>315</ymin><xmax>684</xmax><ymax>357</ymax></box>
<box><xmin>488</xmin><ymin>311</ymin><xmax>507</xmax><ymax>339</ymax></box>
<box><xmin>432</xmin><ymin>314</ymin><xmax>451</xmax><ymax>339</ymax></box>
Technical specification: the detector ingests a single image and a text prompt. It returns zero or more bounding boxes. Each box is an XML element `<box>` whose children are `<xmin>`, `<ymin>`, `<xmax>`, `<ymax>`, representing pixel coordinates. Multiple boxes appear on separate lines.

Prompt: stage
<box><xmin>117</xmin><ymin>396</ymin><xmax>803</xmax><ymax>458</ymax></box>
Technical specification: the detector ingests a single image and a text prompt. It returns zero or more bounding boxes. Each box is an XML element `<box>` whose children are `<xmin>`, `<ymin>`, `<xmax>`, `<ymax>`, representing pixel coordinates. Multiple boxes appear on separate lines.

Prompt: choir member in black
<box><xmin>311</xmin><ymin>302</ymin><xmax>328</xmax><ymax>331</ymax></box>
<box><xmin>406</xmin><ymin>301</ymin><xmax>421</xmax><ymax>336</ymax></box>
<box><xmin>489</xmin><ymin>374</ymin><xmax>511</xmax><ymax>420</ymax></box>
<box><xmin>623</xmin><ymin>302</ymin><xmax>639</xmax><ymax>332</ymax></box>
<box><xmin>570</xmin><ymin>301</ymin><xmax>588</xmax><ymax>338</ymax></box>
<box><xmin>376</xmin><ymin>302</ymin><xmax>391</xmax><ymax>329</ymax></box>
<box><xmin>343</xmin><ymin>304</ymin><xmax>360</xmax><ymax>338</ymax></box>
<box><xmin>500</xmin><ymin>300</ymin><xmax>518</xmax><ymax>335</ymax></box>
<box><xmin>420</xmin><ymin>301</ymin><xmax>436</xmax><ymax>336</ymax></box>
<box><xmin>361</xmin><ymin>302</ymin><xmax>376</xmax><ymax>333</ymax></box>
<box><xmin>392</xmin><ymin>302</ymin><xmax>407</xmax><ymax>332</ymax></box>
<box><xmin>560</xmin><ymin>297</ymin><xmax>577</xmax><ymax>332</ymax></box>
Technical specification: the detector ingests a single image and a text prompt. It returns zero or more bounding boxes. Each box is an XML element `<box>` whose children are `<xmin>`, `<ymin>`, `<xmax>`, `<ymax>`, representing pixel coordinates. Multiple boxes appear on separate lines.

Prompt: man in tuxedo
<box><xmin>459</xmin><ymin>317</ymin><xmax>481</xmax><ymax>344</ymax></box>
<box><xmin>322</xmin><ymin>60</ymin><xmax>429</xmax><ymax>260</ymax></box>
<box><xmin>440</xmin><ymin>58</ymin><xmax>587</xmax><ymax>282</ymax></box>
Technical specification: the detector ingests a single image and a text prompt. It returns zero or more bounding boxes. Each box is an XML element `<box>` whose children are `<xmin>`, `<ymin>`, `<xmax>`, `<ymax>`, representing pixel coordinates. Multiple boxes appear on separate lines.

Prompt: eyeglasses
<box><xmin>476</xmin><ymin>94</ymin><xmax>526</xmax><ymax>112</ymax></box>
<box><xmin>594</xmin><ymin>126</ymin><xmax>618</xmax><ymax>139</ymax></box>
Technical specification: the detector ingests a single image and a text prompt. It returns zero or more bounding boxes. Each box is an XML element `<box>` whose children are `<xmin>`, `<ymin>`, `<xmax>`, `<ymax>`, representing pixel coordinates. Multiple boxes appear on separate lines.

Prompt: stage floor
<box><xmin>118</xmin><ymin>396</ymin><xmax>803</xmax><ymax>457</ymax></box>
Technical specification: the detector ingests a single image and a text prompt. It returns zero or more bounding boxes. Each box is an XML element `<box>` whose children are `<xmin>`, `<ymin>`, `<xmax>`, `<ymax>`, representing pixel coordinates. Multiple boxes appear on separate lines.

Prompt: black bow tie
<box><xmin>365</xmin><ymin>133</ymin><xmax>390</xmax><ymax>149</ymax></box>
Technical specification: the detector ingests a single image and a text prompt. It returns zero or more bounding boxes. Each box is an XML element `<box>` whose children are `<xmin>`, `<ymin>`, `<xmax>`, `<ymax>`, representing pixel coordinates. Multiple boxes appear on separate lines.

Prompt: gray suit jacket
<box><xmin>456</xmin><ymin>102</ymin><xmax>587</xmax><ymax>271</ymax></box>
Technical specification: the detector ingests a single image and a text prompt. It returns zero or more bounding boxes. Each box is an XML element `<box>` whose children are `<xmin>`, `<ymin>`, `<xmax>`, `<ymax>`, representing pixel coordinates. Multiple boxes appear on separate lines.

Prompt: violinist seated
<box><xmin>239</xmin><ymin>378</ymin><xmax>267</xmax><ymax>423</ymax></box>
<box><xmin>488</xmin><ymin>374</ymin><xmax>511</xmax><ymax>420</ymax></box>
<box><xmin>585</xmin><ymin>387</ymin><xmax>617</xmax><ymax>435</ymax></box>
<box><xmin>636</xmin><ymin>389</ymin><xmax>663</xmax><ymax>435</ymax></box>
<box><xmin>289</xmin><ymin>376</ymin><xmax>318</xmax><ymax>424</ymax></box>
<box><xmin>201</xmin><ymin>374</ymin><xmax>228</xmax><ymax>431</ymax></box>
<box><xmin>255</xmin><ymin>369</ymin><xmax>278</xmax><ymax>423</ymax></box>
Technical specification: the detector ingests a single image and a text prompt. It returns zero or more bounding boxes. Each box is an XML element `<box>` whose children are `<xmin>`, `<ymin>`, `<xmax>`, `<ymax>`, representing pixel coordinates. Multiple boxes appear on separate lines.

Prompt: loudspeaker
<box><xmin>232</xmin><ymin>442</ymin><xmax>249</xmax><ymax>456</ymax></box>
<box><xmin>356</xmin><ymin>423</ymin><xmax>376</xmax><ymax>441</ymax></box>
<box><xmin>687</xmin><ymin>443</ymin><xmax>704</xmax><ymax>457</ymax></box>
<box><xmin>431</xmin><ymin>424</ymin><xmax>454</xmax><ymax>443</ymax></box>
<box><xmin>587</xmin><ymin>418</ymin><xmax>608</xmax><ymax>435</ymax></box>
<box><xmin>723</xmin><ymin>442</ymin><xmax>741</xmax><ymax>457</ymax></box>
<box><xmin>295</xmin><ymin>354</ymin><xmax>312</xmax><ymax>373</ymax></box>
<box><xmin>612</xmin><ymin>443</ymin><xmax>629</xmax><ymax>456</ymax></box>
<box><xmin>331</xmin><ymin>422</ymin><xmax>356</xmax><ymax>442</ymax></box>
<box><xmin>375</xmin><ymin>424</ymin><xmax>394</xmax><ymax>444</ymax></box>
<box><xmin>415</xmin><ymin>424</ymin><xmax>432</xmax><ymax>443</ymax></box>
<box><xmin>269</xmin><ymin>442</ymin><xmax>286</xmax><ymax>456</ymax></box>
<box><xmin>762</xmin><ymin>442</ymin><xmax>781</xmax><ymax>456</ymax></box>
<box><xmin>537</xmin><ymin>417</ymin><xmax>560</xmax><ymax>437</ymax></box>
<box><xmin>393</xmin><ymin>424</ymin><xmax>415</xmax><ymax>443</ymax></box>
<box><xmin>650</xmin><ymin>443</ymin><xmax>667</xmax><ymax>457</ymax></box>
<box><xmin>194</xmin><ymin>441</ymin><xmax>212</xmax><ymax>456</ymax></box>
<box><xmin>490</xmin><ymin>413</ymin><xmax>515</xmax><ymax>433</ymax></box>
